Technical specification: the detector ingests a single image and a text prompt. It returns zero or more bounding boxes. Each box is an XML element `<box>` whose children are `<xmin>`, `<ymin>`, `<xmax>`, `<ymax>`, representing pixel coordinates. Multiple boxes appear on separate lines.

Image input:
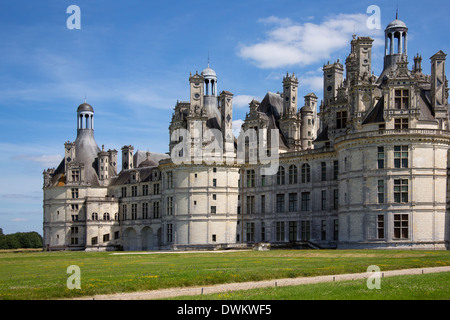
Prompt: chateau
<box><xmin>43</xmin><ymin>17</ymin><xmax>450</xmax><ymax>251</ymax></box>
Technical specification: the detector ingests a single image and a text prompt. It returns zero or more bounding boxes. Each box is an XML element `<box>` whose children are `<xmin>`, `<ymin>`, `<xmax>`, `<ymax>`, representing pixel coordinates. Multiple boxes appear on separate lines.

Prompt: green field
<box><xmin>172</xmin><ymin>272</ymin><xmax>450</xmax><ymax>300</ymax></box>
<box><xmin>0</xmin><ymin>249</ymin><xmax>449</xmax><ymax>300</ymax></box>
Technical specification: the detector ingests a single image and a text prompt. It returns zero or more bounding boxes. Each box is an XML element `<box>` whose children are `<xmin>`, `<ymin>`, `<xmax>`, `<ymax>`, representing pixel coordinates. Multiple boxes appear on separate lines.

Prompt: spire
<box><xmin>396</xmin><ymin>5</ymin><xmax>398</xmax><ymax>20</ymax></box>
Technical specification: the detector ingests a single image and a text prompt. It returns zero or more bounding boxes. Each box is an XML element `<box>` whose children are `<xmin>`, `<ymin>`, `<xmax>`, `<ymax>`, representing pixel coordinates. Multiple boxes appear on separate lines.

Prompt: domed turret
<box><xmin>201</xmin><ymin>66</ymin><xmax>216</xmax><ymax>78</ymax></box>
<box><xmin>378</xmin><ymin>14</ymin><xmax>409</xmax><ymax>82</ymax></box>
<box><xmin>386</xmin><ymin>19</ymin><xmax>407</xmax><ymax>29</ymax></box>
<box><xmin>201</xmin><ymin>63</ymin><xmax>217</xmax><ymax>96</ymax></box>
<box><xmin>77</xmin><ymin>102</ymin><xmax>94</xmax><ymax>133</ymax></box>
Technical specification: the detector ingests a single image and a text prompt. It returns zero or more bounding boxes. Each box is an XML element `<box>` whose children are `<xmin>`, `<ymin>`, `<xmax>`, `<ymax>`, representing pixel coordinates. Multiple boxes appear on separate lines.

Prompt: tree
<box><xmin>0</xmin><ymin>230</ymin><xmax>43</xmax><ymax>249</ymax></box>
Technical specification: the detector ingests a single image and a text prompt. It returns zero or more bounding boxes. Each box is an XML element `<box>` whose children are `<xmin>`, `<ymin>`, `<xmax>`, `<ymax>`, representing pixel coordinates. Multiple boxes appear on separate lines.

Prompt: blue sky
<box><xmin>1</xmin><ymin>0</ymin><xmax>450</xmax><ymax>235</ymax></box>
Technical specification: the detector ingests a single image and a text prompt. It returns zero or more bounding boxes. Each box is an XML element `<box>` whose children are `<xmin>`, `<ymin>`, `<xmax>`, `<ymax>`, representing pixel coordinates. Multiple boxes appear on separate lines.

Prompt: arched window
<box><xmin>289</xmin><ymin>165</ymin><xmax>298</xmax><ymax>184</ymax></box>
<box><xmin>103</xmin><ymin>212</ymin><xmax>110</xmax><ymax>221</ymax></box>
<box><xmin>92</xmin><ymin>212</ymin><xmax>98</xmax><ymax>220</ymax></box>
<box><xmin>277</xmin><ymin>166</ymin><xmax>285</xmax><ymax>185</ymax></box>
<box><xmin>301</xmin><ymin>164</ymin><xmax>311</xmax><ymax>183</ymax></box>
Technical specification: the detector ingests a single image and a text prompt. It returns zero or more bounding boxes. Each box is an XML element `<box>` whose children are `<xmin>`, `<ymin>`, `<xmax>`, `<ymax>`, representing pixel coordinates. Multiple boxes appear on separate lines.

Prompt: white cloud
<box><xmin>299</xmin><ymin>75</ymin><xmax>324</xmax><ymax>93</ymax></box>
<box><xmin>13</xmin><ymin>154</ymin><xmax>63</xmax><ymax>168</ymax></box>
<box><xmin>233</xmin><ymin>95</ymin><xmax>262</xmax><ymax>108</ymax></box>
<box><xmin>239</xmin><ymin>13</ymin><xmax>383</xmax><ymax>69</ymax></box>
<box><xmin>257</xmin><ymin>16</ymin><xmax>293</xmax><ymax>26</ymax></box>
<box><xmin>232</xmin><ymin>119</ymin><xmax>244</xmax><ymax>137</ymax></box>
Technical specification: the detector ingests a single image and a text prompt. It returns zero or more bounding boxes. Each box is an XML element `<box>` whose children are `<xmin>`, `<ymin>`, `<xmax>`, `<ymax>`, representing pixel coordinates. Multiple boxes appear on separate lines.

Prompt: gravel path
<box><xmin>72</xmin><ymin>266</ymin><xmax>450</xmax><ymax>300</ymax></box>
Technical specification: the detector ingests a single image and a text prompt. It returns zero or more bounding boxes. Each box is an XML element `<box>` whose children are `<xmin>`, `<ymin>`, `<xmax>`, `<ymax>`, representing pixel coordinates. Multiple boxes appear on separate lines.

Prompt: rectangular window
<box><xmin>321</xmin><ymin>220</ymin><xmax>327</xmax><ymax>241</ymax></box>
<box><xmin>394</xmin><ymin>179</ymin><xmax>408</xmax><ymax>203</ymax></box>
<box><xmin>121</xmin><ymin>187</ymin><xmax>127</xmax><ymax>198</ymax></box>
<box><xmin>71</xmin><ymin>237</ymin><xmax>78</xmax><ymax>245</ymax></box>
<box><xmin>333</xmin><ymin>161</ymin><xmax>339</xmax><ymax>180</ymax></box>
<box><xmin>288</xmin><ymin>193</ymin><xmax>297</xmax><ymax>212</ymax></box>
<box><xmin>211</xmin><ymin>206</ymin><xmax>217</xmax><ymax>214</ymax></box>
<box><xmin>321</xmin><ymin>162</ymin><xmax>327</xmax><ymax>181</ymax></box>
<box><xmin>394</xmin><ymin>214</ymin><xmax>409</xmax><ymax>239</ymax></box>
<box><xmin>114</xmin><ymin>231</ymin><xmax>120</xmax><ymax>240</ymax></box>
<box><xmin>395</xmin><ymin>118</ymin><xmax>409</xmax><ymax>130</ymax></box>
<box><xmin>378</xmin><ymin>180</ymin><xmax>385</xmax><ymax>204</ymax></box>
<box><xmin>91</xmin><ymin>237</ymin><xmax>98</xmax><ymax>245</ymax></box>
<box><xmin>395</xmin><ymin>89</ymin><xmax>409</xmax><ymax>109</ymax></box>
<box><xmin>261</xmin><ymin>174</ymin><xmax>266</xmax><ymax>186</ymax></box>
<box><xmin>333</xmin><ymin>219</ymin><xmax>339</xmax><ymax>241</ymax></box>
<box><xmin>142</xmin><ymin>202</ymin><xmax>149</xmax><ymax>219</ymax></box>
<box><xmin>131</xmin><ymin>203</ymin><xmax>137</xmax><ymax>220</ymax></box>
<box><xmin>153</xmin><ymin>183</ymin><xmax>160</xmax><ymax>195</ymax></box>
<box><xmin>261</xmin><ymin>195</ymin><xmax>266</xmax><ymax>214</ymax></box>
<box><xmin>246</xmin><ymin>170</ymin><xmax>255</xmax><ymax>188</ymax></box>
<box><xmin>212</xmin><ymin>234</ymin><xmax>216</xmax><ymax>242</ymax></box>
<box><xmin>276</xmin><ymin>194</ymin><xmax>285</xmax><ymax>213</ymax></box>
<box><xmin>261</xmin><ymin>222</ymin><xmax>266</xmax><ymax>242</ymax></box>
<box><xmin>167</xmin><ymin>171</ymin><xmax>173</xmax><ymax>189</ymax></box>
<box><xmin>336</xmin><ymin>111</ymin><xmax>348</xmax><ymax>129</ymax></box>
<box><xmin>301</xmin><ymin>192</ymin><xmax>311</xmax><ymax>211</ymax></box>
<box><xmin>333</xmin><ymin>189</ymin><xmax>339</xmax><ymax>210</ymax></box>
<box><xmin>246</xmin><ymin>222</ymin><xmax>255</xmax><ymax>242</ymax></box>
<box><xmin>103</xmin><ymin>234</ymin><xmax>110</xmax><ymax>242</ymax></box>
<box><xmin>378</xmin><ymin>147</ymin><xmax>385</xmax><ymax>169</ymax></box>
<box><xmin>71</xmin><ymin>188</ymin><xmax>79</xmax><ymax>199</ymax></box>
<box><xmin>394</xmin><ymin>146</ymin><xmax>408</xmax><ymax>168</ymax></box>
<box><xmin>276</xmin><ymin>222</ymin><xmax>285</xmax><ymax>242</ymax></box>
<box><xmin>153</xmin><ymin>202</ymin><xmax>160</xmax><ymax>218</ymax></box>
<box><xmin>377</xmin><ymin>215</ymin><xmax>385</xmax><ymax>239</ymax></box>
<box><xmin>213</xmin><ymin>179</ymin><xmax>217</xmax><ymax>187</ymax></box>
<box><xmin>289</xmin><ymin>221</ymin><xmax>298</xmax><ymax>242</ymax></box>
<box><xmin>70</xmin><ymin>227</ymin><xmax>79</xmax><ymax>234</ymax></box>
<box><xmin>246</xmin><ymin>196</ymin><xmax>255</xmax><ymax>214</ymax></box>
<box><xmin>142</xmin><ymin>184</ymin><xmax>148</xmax><ymax>196</ymax></box>
<box><xmin>321</xmin><ymin>190</ymin><xmax>327</xmax><ymax>211</ymax></box>
<box><xmin>131</xmin><ymin>186</ymin><xmax>137</xmax><ymax>197</ymax></box>
<box><xmin>300</xmin><ymin>221</ymin><xmax>311</xmax><ymax>241</ymax></box>
<box><xmin>122</xmin><ymin>204</ymin><xmax>127</xmax><ymax>220</ymax></box>
<box><xmin>167</xmin><ymin>224</ymin><xmax>173</xmax><ymax>242</ymax></box>
<box><xmin>167</xmin><ymin>197</ymin><xmax>173</xmax><ymax>215</ymax></box>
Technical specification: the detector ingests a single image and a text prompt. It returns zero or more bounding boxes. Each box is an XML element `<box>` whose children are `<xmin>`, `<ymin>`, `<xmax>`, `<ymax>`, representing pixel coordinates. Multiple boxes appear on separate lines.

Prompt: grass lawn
<box><xmin>171</xmin><ymin>272</ymin><xmax>450</xmax><ymax>300</ymax></box>
<box><xmin>0</xmin><ymin>249</ymin><xmax>449</xmax><ymax>300</ymax></box>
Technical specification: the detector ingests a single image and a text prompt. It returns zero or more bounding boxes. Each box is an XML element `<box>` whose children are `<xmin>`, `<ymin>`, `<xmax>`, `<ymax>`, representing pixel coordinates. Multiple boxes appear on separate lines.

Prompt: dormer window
<box><xmin>336</xmin><ymin>111</ymin><xmax>347</xmax><ymax>129</ymax></box>
<box><xmin>395</xmin><ymin>89</ymin><xmax>409</xmax><ymax>109</ymax></box>
<box><xmin>71</xmin><ymin>170</ymin><xmax>80</xmax><ymax>182</ymax></box>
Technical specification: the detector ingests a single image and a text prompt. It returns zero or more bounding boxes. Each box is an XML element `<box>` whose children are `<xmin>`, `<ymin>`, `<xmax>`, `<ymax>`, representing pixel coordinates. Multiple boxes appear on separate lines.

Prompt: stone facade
<box><xmin>43</xmin><ymin>17</ymin><xmax>450</xmax><ymax>251</ymax></box>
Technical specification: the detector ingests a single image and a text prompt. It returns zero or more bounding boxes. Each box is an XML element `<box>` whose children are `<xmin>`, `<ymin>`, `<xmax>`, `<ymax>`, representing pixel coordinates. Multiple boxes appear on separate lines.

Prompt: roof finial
<box><xmin>207</xmin><ymin>51</ymin><xmax>210</xmax><ymax>68</ymax></box>
<box><xmin>396</xmin><ymin>5</ymin><xmax>398</xmax><ymax>20</ymax></box>
<box><xmin>84</xmin><ymin>92</ymin><xmax>87</xmax><ymax>103</ymax></box>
